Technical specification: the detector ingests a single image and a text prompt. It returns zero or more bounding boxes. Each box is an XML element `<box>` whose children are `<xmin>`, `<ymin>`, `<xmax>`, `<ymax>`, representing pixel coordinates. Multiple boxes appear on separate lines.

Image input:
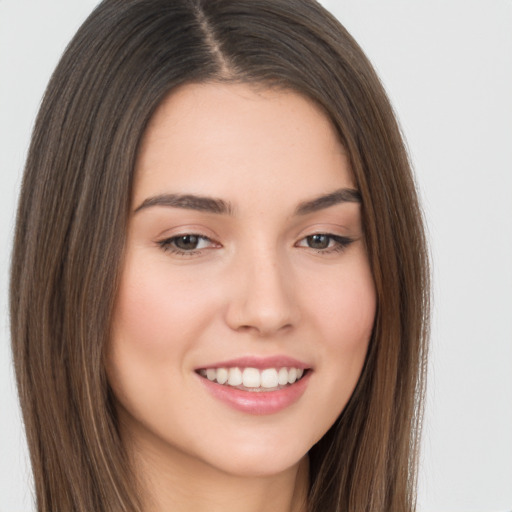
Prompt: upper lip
<box><xmin>195</xmin><ymin>355</ymin><xmax>311</xmax><ymax>371</ymax></box>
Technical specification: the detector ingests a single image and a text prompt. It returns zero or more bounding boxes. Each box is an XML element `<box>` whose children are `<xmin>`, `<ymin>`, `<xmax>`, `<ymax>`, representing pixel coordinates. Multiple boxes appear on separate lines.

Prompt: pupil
<box><xmin>175</xmin><ymin>235</ymin><xmax>199</xmax><ymax>250</ymax></box>
<box><xmin>308</xmin><ymin>234</ymin><xmax>329</xmax><ymax>249</ymax></box>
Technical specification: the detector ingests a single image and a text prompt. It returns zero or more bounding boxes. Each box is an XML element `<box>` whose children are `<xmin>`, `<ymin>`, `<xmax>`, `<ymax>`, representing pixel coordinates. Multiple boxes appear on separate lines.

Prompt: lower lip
<box><xmin>197</xmin><ymin>371</ymin><xmax>311</xmax><ymax>415</ymax></box>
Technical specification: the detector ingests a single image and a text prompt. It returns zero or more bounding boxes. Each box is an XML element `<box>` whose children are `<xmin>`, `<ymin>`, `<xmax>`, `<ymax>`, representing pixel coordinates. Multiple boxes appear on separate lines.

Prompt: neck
<box><xmin>129</xmin><ymin>436</ymin><xmax>309</xmax><ymax>512</ymax></box>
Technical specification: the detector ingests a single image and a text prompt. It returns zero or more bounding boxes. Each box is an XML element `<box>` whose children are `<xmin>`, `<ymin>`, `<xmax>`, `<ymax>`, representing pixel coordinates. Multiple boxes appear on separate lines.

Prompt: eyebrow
<box><xmin>134</xmin><ymin>187</ymin><xmax>361</xmax><ymax>216</ymax></box>
<box><xmin>294</xmin><ymin>188</ymin><xmax>361</xmax><ymax>215</ymax></box>
<box><xmin>134</xmin><ymin>193</ymin><xmax>234</xmax><ymax>215</ymax></box>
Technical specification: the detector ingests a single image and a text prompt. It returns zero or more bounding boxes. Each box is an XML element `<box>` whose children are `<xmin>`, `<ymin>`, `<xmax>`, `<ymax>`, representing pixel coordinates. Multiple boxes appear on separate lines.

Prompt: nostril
<box><xmin>224</xmin><ymin>268</ymin><xmax>300</xmax><ymax>335</ymax></box>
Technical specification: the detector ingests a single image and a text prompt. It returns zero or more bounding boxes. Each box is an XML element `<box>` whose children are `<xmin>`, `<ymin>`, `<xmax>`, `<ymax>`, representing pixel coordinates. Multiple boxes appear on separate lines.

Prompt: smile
<box><xmin>196</xmin><ymin>359</ymin><xmax>312</xmax><ymax>414</ymax></box>
<box><xmin>197</xmin><ymin>367</ymin><xmax>306</xmax><ymax>391</ymax></box>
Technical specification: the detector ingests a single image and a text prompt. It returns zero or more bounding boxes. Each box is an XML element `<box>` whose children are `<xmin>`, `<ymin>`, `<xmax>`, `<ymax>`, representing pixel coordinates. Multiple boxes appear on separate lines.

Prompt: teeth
<box><xmin>261</xmin><ymin>368</ymin><xmax>278</xmax><ymax>388</ymax></box>
<box><xmin>228</xmin><ymin>367</ymin><xmax>243</xmax><ymax>386</ymax></box>
<box><xmin>242</xmin><ymin>368</ymin><xmax>260</xmax><ymax>388</ymax></box>
<box><xmin>200</xmin><ymin>366</ymin><xmax>306</xmax><ymax>389</ymax></box>
<box><xmin>278</xmin><ymin>367</ymin><xmax>288</xmax><ymax>386</ymax></box>
<box><xmin>216</xmin><ymin>367</ymin><xmax>228</xmax><ymax>384</ymax></box>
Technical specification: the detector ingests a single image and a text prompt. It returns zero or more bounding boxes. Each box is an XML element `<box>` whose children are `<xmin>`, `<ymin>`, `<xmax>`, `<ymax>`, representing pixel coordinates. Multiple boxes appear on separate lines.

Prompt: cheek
<box><xmin>306</xmin><ymin>257</ymin><xmax>376</xmax><ymax>350</ymax></box>
<box><xmin>111</xmin><ymin>254</ymin><xmax>216</xmax><ymax>357</ymax></box>
<box><xmin>330</xmin><ymin>275</ymin><xmax>375</xmax><ymax>379</ymax></box>
<box><xmin>299</xmin><ymin>254</ymin><xmax>376</xmax><ymax>417</ymax></box>
<box><xmin>105</xmin><ymin>253</ymin><xmax>218</xmax><ymax>409</ymax></box>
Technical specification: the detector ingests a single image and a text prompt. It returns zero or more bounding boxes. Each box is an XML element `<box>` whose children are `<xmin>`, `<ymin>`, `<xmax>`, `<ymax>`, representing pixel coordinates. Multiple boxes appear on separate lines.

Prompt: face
<box><xmin>107</xmin><ymin>82</ymin><xmax>376</xmax><ymax>478</ymax></box>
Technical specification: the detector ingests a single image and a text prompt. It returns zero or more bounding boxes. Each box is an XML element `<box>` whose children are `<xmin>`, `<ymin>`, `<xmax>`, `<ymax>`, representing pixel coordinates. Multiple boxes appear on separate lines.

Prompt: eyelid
<box><xmin>156</xmin><ymin>232</ymin><xmax>221</xmax><ymax>255</ymax></box>
<box><xmin>153</xmin><ymin>222</ymin><xmax>220</xmax><ymax>240</ymax></box>
<box><xmin>295</xmin><ymin>232</ymin><xmax>356</xmax><ymax>254</ymax></box>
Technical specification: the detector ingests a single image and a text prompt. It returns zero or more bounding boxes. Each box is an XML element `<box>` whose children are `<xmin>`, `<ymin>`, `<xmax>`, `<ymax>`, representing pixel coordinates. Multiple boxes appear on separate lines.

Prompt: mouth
<box><xmin>195</xmin><ymin>357</ymin><xmax>312</xmax><ymax>414</ymax></box>
<box><xmin>196</xmin><ymin>366</ymin><xmax>308</xmax><ymax>392</ymax></box>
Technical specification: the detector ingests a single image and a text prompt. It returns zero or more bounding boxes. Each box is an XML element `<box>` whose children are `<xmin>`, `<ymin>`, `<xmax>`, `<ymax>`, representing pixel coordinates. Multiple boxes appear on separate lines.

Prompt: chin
<box><xmin>206</xmin><ymin>448</ymin><xmax>307</xmax><ymax>479</ymax></box>
<box><xmin>190</xmin><ymin>428</ymin><xmax>316</xmax><ymax>478</ymax></box>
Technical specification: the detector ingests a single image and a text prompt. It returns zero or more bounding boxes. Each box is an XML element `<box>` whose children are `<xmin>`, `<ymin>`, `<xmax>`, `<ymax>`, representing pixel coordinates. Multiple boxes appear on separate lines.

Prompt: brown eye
<box><xmin>306</xmin><ymin>234</ymin><xmax>331</xmax><ymax>249</ymax></box>
<box><xmin>296</xmin><ymin>233</ymin><xmax>355</xmax><ymax>254</ymax></box>
<box><xmin>158</xmin><ymin>234</ymin><xmax>215</xmax><ymax>254</ymax></box>
<box><xmin>174</xmin><ymin>235</ymin><xmax>200</xmax><ymax>250</ymax></box>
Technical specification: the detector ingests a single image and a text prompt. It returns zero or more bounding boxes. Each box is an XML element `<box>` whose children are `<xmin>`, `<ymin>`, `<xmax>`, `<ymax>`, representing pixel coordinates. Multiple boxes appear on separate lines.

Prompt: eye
<box><xmin>305</xmin><ymin>234</ymin><xmax>331</xmax><ymax>250</ymax></box>
<box><xmin>158</xmin><ymin>234</ymin><xmax>216</xmax><ymax>254</ymax></box>
<box><xmin>296</xmin><ymin>233</ymin><xmax>354</xmax><ymax>253</ymax></box>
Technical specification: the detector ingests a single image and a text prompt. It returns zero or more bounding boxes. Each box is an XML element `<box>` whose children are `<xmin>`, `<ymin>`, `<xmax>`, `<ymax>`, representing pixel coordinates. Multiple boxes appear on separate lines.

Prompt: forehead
<box><xmin>134</xmin><ymin>82</ymin><xmax>354</xmax><ymax>208</ymax></box>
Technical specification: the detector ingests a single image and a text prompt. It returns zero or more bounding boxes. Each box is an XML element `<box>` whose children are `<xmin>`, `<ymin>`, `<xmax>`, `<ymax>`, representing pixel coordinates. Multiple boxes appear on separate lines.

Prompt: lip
<box><xmin>195</xmin><ymin>355</ymin><xmax>310</xmax><ymax>371</ymax></box>
<box><xmin>195</xmin><ymin>356</ymin><xmax>312</xmax><ymax>415</ymax></box>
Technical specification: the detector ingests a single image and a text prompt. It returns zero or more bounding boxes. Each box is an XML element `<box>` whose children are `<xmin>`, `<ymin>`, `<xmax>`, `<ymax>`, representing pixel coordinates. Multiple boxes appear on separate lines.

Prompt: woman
<box><xmin>10</xmin><ymin>0</ymin><xmax>430</xmax><ymax>511</ymax></box>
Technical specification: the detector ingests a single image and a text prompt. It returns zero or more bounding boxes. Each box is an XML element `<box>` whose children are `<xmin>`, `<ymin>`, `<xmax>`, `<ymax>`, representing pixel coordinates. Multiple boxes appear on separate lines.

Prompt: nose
<box><xmin>224</xmin><ymin>247</ymin><xmax>300</xmax><ymax>336</ymax></box>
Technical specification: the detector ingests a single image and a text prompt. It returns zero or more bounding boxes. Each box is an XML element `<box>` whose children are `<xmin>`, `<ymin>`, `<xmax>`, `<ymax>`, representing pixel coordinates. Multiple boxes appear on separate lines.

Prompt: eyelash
<box><xmin>157</xmin><ymin>234</ymin><xmax>215</xmax><ymax>256</ymax></box>
<box><xmin>157</xmin><ymin>233</ymin><xmax>354</xmax><ymax>257</ymax></box>
<box><xmin>296</xmin><ymin>234</ymin><xmax>354</xmax><ymax>254</ymax></box>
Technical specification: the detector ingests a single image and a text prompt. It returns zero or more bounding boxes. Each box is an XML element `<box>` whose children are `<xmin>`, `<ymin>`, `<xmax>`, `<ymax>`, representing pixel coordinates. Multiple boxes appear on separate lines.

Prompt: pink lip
<box><xmin>196</xmin><ymin>370</ymin><xmax>311</xmax><ymax>416</ymax></box>
<box><xmin>195</xmin><ymin>355</ymin><xmax>310</xmax><ymax>371</ymax></box>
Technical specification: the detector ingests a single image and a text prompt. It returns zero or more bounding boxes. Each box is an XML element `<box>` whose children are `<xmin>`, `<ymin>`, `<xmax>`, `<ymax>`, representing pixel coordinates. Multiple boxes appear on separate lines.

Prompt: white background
<box><xmin>1</xmin><ymin>1</ymin><xmax>511</xmax><ymax>511</ymax></box>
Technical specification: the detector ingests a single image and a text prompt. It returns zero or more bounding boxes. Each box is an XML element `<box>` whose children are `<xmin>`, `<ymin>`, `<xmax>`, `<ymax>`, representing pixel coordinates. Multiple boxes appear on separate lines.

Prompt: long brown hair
<box><xmin>10</xmin><ymin>0</ymin><xmax>430</xmax><ymax>510</ymax></box>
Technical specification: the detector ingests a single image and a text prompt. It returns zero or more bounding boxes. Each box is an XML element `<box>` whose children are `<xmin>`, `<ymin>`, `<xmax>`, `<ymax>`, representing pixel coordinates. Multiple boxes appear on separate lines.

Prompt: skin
<box><xmin>106</xmin><ymin>82</ymin><xmax>377</xmax><ymax>512</ymax></box>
